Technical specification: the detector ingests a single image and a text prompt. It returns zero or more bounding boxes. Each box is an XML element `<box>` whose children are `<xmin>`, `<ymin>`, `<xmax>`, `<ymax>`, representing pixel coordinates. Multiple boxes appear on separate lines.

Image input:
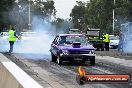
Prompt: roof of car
<box><xmin>59</xmin><ymin>34</ymin><xmax>83</xmax><ymax>36</ymax></box>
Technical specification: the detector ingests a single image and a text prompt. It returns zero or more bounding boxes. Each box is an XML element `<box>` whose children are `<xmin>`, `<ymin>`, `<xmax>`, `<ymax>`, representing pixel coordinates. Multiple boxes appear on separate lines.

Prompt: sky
<box><xmin>54</xmin><ymin>0</ymin><xmax>88</xmax><ymax>19</ymax></box>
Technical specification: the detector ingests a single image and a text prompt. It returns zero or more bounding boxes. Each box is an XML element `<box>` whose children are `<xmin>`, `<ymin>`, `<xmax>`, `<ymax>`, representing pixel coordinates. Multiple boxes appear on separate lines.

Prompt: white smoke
<box><xmin>119</xmin><ymin>22</ymin><xmax>132</xmax><ymax>53</ymax></box>
<box><xmin>0</xmin><ymin>16</ymin><xmax>58</xmax><ymax>60</ymax></box>
<box><xmin>14</xmin><ymin>16</ymin><xmax>56</xmax><ymax>55</ymax></box>
<box><xmin>0</xmin><ymin>1</ymin><xmax>69</xmax><ymax>59</ymax></box>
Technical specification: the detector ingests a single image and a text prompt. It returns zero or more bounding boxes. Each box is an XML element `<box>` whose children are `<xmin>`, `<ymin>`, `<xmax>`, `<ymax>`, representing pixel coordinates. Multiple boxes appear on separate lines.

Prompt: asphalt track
<box><xmin>2</xmin><ymin>50</ymin><xmax>132</xmax><ymax>88</ymax></box>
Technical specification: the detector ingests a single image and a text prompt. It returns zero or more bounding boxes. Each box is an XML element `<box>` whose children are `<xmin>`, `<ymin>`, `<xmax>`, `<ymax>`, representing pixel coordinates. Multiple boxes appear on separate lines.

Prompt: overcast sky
<box><xmin>54</xmin><ymin>0</ymin><xmax>88</xmax><ymax>19</ymax></box>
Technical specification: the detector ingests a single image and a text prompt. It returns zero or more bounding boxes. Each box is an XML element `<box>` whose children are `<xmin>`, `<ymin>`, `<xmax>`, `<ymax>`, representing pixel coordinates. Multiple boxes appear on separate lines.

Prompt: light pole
<box><xmin>28</xmin><ymin>0</ymin><xmax>31</xmax><ymax>30</ymax></box>
<box><xmin>113</xmin><ymin>0</ymin><xmax>115</xmax><ymax>35</ymax></box>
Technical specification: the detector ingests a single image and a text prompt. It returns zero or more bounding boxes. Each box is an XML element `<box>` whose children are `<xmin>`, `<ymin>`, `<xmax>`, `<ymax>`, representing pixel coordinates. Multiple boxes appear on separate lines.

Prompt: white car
<box><xmin>0</xmin><ymin>32</ymin><xmax>9</xmax><ymax>45</ymax></box>
<box><xmin>109</xmin><ymin>35</ymin><xmax>119</xmax><ymax>49</ymax></box>
<box><xmin>0</xmin><ymin>32</ymin><xmax>8</xmax><ymax>40</ymax></box>
<box><xmin>20</xmin><ymin>32</ymin><xmax>37</xmax><ymax>41</ymax></box>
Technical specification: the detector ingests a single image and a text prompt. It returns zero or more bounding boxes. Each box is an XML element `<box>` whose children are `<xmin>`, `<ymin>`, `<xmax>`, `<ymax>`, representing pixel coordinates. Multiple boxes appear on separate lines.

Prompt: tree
<box><xmin>70</xmin><ymin>1</ymin><xmax>86</xmax><ymax>31</ymax></box>
<box><xmin>70</xmin><ymin>0</ymin><xmax>132</xmax><ymax>34</ymax></box>
<box><xmin>85</xmin><ymin>0</ymin><xmax>113</xmax><ymax>33</ymax></box>
<box><xmin>2</xmin><ymin>0</ymin><xmax>56</xmax><ymax>31</ymax></box>
<box><xmin>0</xmin><ymin>0</ymin><xmax>15</xmax><ymax>32</ymax></box>
<box><xmin>52</xmin><ymin>18</ymin><xmax>70</xmax><ymax>34</ymax></box>
<box><xmin>32</xmin><ymin>0</ymin><xmax>56</xmax><ymax>19</ymax></box>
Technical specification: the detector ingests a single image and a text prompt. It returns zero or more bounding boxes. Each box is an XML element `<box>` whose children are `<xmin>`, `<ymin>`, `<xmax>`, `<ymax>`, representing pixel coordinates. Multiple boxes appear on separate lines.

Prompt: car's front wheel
<box><xmin>51</xmin><ymin>53</ymin><xmax>56</xmax><ymax>62</ymax></box>
<box><xmin>101</xmin><ymin>44</ymin><xmax>104</xmax><ymax>51</ymax></box>
<box><xmin>57</xmin><ymin>55</ymin><xmax>63</xmax><ymax>65</ymax></box>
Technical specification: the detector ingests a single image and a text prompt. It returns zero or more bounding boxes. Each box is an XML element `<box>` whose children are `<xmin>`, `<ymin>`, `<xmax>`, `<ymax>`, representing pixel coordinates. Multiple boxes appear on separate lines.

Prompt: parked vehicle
<box><xmin>109</xmin><ymin>35</ymin><xmax>119</xmax><ymax>49</ymax></box>
<box><xmin>85</xmin><ymin>28</ymin><xmax>104</xmax><ymax>51</ymax></box>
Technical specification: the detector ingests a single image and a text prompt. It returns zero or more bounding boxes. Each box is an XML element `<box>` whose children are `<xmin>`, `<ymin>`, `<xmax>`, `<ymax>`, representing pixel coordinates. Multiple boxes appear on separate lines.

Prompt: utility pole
<box><xmin>113</xmin><ymin>0</ymin><xmax>115</xmax><ymax>35</ymax></box>
<box><xmin>28</xmin><ymin>0</ymin><xmax>31</xmax><ymax>30</ymax></box>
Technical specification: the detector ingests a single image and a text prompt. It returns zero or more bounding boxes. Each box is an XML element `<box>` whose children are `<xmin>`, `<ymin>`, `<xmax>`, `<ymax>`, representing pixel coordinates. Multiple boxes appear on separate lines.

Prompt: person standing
<box><xmin>8</xmin><ymin>26</ymin><xmax>17</xmax><ymax>53</ymax></box>
<box><xmin>104</xmin><ymin>33</ymin><xmax>110</xmax><ymax>51</ymax></box>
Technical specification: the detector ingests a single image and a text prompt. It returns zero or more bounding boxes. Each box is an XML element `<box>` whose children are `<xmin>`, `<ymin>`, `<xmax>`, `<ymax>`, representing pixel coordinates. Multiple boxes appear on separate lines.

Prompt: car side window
<box><xmin>53</xmin><ymin>36</ymin><xmax>59</xmax><ymax>45</ymax></box>
<box><xmin>56</xmin><ymin>37</ymin><xmax>61</xmax><ymax>44</ymax></box>
<box><xmin>53</xmin><ymin>37</ymin><xmax>57</xmax><ymax>44</ymax></box>
<box><xmin>55</xmin><ymin>37</ymin><xmax>60</xmax><ymax>45</ymax></box>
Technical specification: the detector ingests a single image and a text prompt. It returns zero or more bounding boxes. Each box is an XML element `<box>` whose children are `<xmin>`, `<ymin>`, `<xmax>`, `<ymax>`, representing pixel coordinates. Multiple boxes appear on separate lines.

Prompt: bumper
<box><xmin>60</xmin><ymin>54</ymin><xmax>95</xmax><ymax>61</ymax></box>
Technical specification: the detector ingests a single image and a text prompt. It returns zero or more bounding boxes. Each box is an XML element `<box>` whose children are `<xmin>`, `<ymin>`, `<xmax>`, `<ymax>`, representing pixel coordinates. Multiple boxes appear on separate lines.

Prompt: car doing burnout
<box><xmin>50</xmin><ymin>34</ymin><xmax>96</xmax><ymax>65</ymax></box>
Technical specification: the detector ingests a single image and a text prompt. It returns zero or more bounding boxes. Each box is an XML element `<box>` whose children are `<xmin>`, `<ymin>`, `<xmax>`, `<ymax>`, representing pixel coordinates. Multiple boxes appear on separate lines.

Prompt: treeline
<box><xmin>0</xmin><ymin>0</ymin><xmax>15</xmax><ymax>31</ymax></box>
<box><xmin>0</xmin><ymin>0</ymin><xmax>57</xmax><ymax>32</ymax></box>
<box><xmin>70</xmin><ymin>0</ymin><xmax>132</xmax><ymax>34</ymax></box>
<box><xmin>0</xmin><ymin>0</ymin><xmax>70</xmax><ymax>32</ymax></box>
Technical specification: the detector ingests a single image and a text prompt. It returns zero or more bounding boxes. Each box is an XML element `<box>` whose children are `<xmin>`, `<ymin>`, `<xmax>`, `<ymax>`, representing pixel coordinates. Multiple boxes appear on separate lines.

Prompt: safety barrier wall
<box><xmin>0</xmin><ymin>53</ymin><xmax>42</xmax><ymax>88</ymax></box>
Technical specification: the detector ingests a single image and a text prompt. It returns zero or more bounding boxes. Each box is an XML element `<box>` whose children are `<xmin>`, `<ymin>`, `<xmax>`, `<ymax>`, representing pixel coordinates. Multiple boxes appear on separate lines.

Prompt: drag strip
<box><xmin>2</xmin><ymin>52</ymin><xmax>132</xmax><ymax>88</ymax></box>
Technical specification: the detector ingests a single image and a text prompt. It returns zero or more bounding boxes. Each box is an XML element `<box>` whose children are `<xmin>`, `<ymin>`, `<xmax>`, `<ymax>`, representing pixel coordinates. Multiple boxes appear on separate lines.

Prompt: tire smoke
<box><xmin>14</xmin><ymin>16</ymin><xmax>56</xmax><ymax>55</ymax></box>
<box><xmin>118</xmin><ymin>22</ymin><xmax>132</xmax><ymax>53</ymax></box>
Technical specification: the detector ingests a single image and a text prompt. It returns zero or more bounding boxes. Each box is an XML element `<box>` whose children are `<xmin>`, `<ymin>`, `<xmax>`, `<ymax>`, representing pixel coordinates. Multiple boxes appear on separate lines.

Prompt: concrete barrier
<box><xmin>0</xmin><ymin>53</ymin><xmax>43</xmax><ymax>88</ymax></box>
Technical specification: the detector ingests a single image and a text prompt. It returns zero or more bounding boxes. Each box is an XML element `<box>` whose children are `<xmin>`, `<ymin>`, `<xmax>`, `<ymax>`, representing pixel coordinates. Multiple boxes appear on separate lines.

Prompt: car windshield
<box><xmin>109</xmin><ymin>36</ymin><xmax>119</xmax><ymax>40</ymax></box>
<box><xmin>59</xmin><ymin>35</ymin><xmax>88</xmax><ymax>45</ymax></box>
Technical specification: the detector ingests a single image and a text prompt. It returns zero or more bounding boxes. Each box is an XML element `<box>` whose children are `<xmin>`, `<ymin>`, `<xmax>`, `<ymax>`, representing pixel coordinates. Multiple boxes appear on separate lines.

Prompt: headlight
<box><xmin>62</xmin><ymin>50</ymin><xmax>69</xmax><ymax>55</ymax></box>
<box><xmin>89</xmin><ymin>50</ymin><xmax>95</xmax><ymax>54</ymax></box>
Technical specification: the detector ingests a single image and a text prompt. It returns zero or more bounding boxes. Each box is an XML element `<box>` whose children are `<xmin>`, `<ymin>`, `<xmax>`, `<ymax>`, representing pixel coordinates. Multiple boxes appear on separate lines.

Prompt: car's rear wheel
<box><xmin>90</xmin><ymin>57</ymin><xmax>95</xmax><ymax>66</ymax></box>
<box><xmin>51</xmin><ymin>53</ymin><xmax>56</xmax><ymax>62</ymax></box>
<box><xmin>96</xmin><ymin>47</ymin><xmax>100</xmax><ymax>51</ymax></box>
<box><xmin>57</xmin><ymin>55</ymin><xmax>62</xmax><ymax>65</ymax></box>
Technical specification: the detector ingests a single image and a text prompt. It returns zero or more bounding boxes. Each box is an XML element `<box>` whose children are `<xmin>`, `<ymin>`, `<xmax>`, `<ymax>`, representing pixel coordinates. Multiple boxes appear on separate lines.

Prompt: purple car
<box><xmin>50</xmin><ymin>34</ymin><xmax>96</xmax><ymax>65</ymax></box>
